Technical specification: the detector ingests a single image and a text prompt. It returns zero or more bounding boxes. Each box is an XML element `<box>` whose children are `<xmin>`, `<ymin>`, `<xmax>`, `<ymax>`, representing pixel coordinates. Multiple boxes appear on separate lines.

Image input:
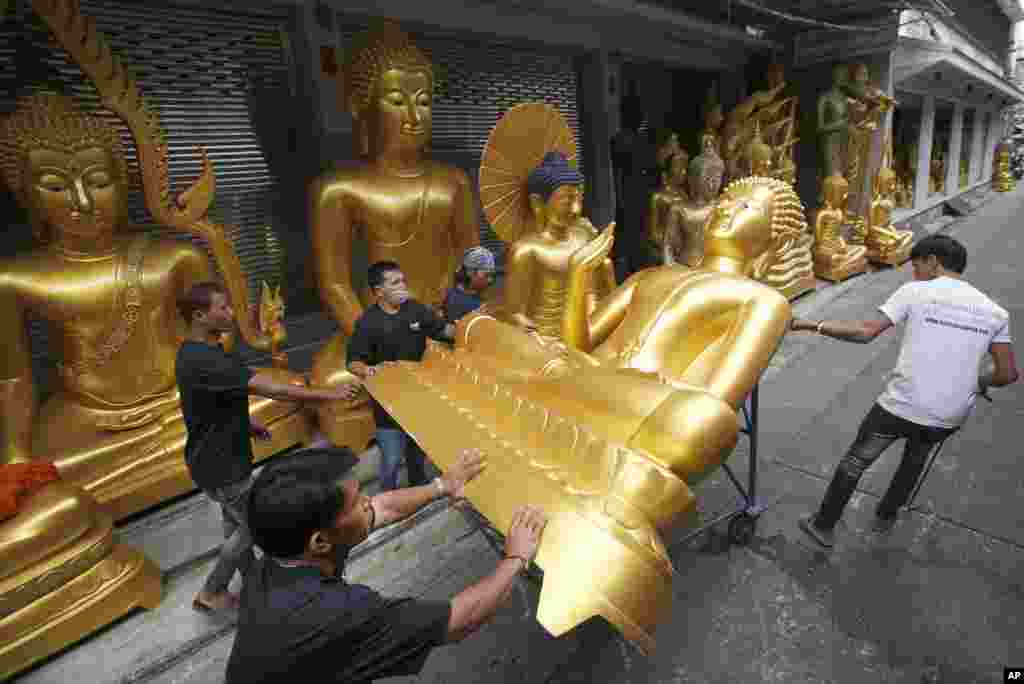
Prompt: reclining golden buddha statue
<box><xmin>0</xmin><ymin>0</ymin><xmax>316</xmax><ymax>520</ymax></box>
<box><xmin>0</xmin><ymin>465</ymin><xmax>160</xmax><ymax>679</ymax></box>
<box><xmin>308</xmin><ymin>20</ymin><xmax>478</xmax><ymax>442</ymax></box>
<box><xmin>366</xmin><ymin>121</ymin><xmax>793</xmax><ymax>646</ymax></box>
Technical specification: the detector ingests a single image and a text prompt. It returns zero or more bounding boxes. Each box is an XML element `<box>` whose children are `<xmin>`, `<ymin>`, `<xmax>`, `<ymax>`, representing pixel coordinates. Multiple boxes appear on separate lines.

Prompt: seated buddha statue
<box><xmin>0</xmin><ymin>94</ymin><xmax>310</xmax><ymax>520</ymax></box>
<box><xmin>663</xmin><ymin>146</ymin><xmax>724</xmax><ymax>267</ymax></box>
<box><xmin>993</xmin><ymin>141</ymin><xmax>1014</xmax><ymax>192</ymax></box>
<box><xmin>501</xmin><ymin>151</ymin><xmax>617</xmax><ymax>336</ymax></box>
<box><xmin>865</xmin><ymin>166</ymin><xmax>913</xmax><ymax>265</ymax></box>
<box><xmin>812</xmin><ymin>174</ymin><xmax>868</xmax><ymax>281</ymax></box>
<box><xmin>647</xmin><ymin>150</ymin><xmax>689</xmax><ymax>264</ymax></box>
<box><xmin>308</xmin><ymin>21</ymin><xmax>478</xmax><ymax>441</ymax></box>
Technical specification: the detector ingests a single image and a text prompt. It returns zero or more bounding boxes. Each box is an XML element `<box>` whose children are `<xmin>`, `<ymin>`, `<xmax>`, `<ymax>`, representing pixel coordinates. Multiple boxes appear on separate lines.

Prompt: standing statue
<box><xmin>647</xmin><ymin>149</ymin><xmax>689</xmax><ymax>264</ymax></box>
<box><xmin>844</xmin><ymin>64</ymin><xmax>894</xmax><ymax>244</ymax></box>
<box><xmin>812</xmin><ymin>174</ymin><xmax>868</xmax><ymax>281</ymax></box>
<box><xmin>479</xmin><ymin>104</ymin><xmax>616</xmax><ymax>338</ymax></box>
<box><xmin>0</xmin><ymin>7</ymin><xmax>313</xmax><ymax>521</ymax></box>
<box><xmin>364</xmin><ymin>176</ymin><xmax>793</xmax><ymax>648</ymax></box>
<box><xmin>308</xmin><ymin>21</ymin><xmax>478</xmax><ymax>442</ymax></box>
<box><xmin>664</xmin><ymin>147</ymin><xmax>725</xmax><ymax>267</ymax></box>
<box><xmin>762</xmin><ymin>63</ymin><xmax>799</xmax><ymax>184</ymax></box>
<box><xmin>700</xmin><ymin>91</ymin><xmax>725</xmax><ymax>158</ymax></box>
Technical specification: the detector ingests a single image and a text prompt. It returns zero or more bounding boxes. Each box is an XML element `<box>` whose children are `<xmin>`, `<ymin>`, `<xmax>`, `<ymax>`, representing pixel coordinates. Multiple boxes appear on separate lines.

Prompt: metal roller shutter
<box><xmin>338</xmin><ymin>18</ymin><xmax>585</xmax><ymax>266</ymax></box>
<box><xmin>1</xmin><ymin>0</ymin><xmax>294</xmax><ymax>389</ymax></box>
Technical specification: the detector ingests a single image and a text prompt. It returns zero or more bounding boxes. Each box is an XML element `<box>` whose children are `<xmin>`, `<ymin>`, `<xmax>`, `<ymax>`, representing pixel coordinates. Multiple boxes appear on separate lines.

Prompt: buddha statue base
<box><xmin>32</xmin><ymin>369</ymin><xmax>317</xmax><ymax>521</ymax></box>
<box><xmin>993</xmin><ymin>176</ymin><xmax>1015</xmax><ymax>193</ymax></box>
<box><xmin>0</xmin><ymin>482</ymin><xmax>161</xmax><ymax>679</ymax></box>
<box><xmin>813</xmin><ymin>248</ymin><xmax>868</xmax><ymax>282</ymax></box>
<box><xmin>865</xmin><ymin>236</ymin><xmax>913</xmax><ymax>266</ymax></box>
<box><xmin>366</xmin><ymin>346</ymin><xmax>714</xmax><ymax>652</ymax></box>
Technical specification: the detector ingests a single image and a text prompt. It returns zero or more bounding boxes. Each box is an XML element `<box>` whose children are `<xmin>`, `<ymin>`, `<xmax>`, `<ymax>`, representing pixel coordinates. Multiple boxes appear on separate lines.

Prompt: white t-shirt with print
<box><xmin>877</xmin><ymin>276</ymin><xmax>1012</xmax><ymax>429</ymax></box>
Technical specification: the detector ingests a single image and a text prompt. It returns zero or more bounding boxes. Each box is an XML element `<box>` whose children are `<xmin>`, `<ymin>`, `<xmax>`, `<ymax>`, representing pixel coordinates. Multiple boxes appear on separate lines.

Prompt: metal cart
<box><xmin>669</xmin><ymin>381</ymin><xmax>767</xmax><ymax>550</ymax></box>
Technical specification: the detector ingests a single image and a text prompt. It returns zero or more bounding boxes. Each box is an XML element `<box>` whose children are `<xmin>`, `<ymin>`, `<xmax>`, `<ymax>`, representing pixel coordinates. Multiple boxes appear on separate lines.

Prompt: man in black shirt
<box><xmin>347</xmin><ymin>261</ymin><xmax>455</xmax><ymax>491</ymax></box>
<box><xmin>227</xmin><ymin>447</ymin><xmax>546</xmax><ymax>684</ymax></box>
<box><xmin>176</xmin><ymin>282</ymin><xmax>359</xmax><ymax>613</ymax></box>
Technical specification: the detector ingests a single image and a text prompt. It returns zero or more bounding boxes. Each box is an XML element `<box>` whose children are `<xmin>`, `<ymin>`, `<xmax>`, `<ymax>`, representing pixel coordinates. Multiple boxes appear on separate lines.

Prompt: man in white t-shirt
<box><xmin>790</xmin><ymin>235</ymin><xmax>1018</xmax><ymax>548</ymax></box>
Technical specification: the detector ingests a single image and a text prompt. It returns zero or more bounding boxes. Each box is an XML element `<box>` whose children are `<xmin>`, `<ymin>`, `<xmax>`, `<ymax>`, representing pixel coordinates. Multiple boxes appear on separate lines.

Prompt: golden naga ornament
<box><xmin>812</xmin><ymin>174</ymin><xmax>868</xmax><ymax>281</ymax></box>
<box><xmin>308</xmin><ymin>20</ymin><xmax>477</xmax><ymax>445</ymax></box>
<box><xmin>993</xmin><ymin>140</ymin><xmax>1015</xmax><ymax>192</ymax></box>
<box><xmin>0</xmin><ymin>0</ymin><xmax>316</xmax><ymax>521</ymax></box>
<box><xmin>366</xmin><ymin>175</ymin><xmax>793</xmax><ymax>649</ymax></box>
<box><xmin>482</xmin><ymin>104</ymin><xmax>616</xmax><ymax>337</ymax></box>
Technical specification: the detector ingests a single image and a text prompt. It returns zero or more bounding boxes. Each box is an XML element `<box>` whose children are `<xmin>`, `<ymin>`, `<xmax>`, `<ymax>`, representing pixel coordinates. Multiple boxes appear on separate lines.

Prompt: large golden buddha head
<box><xmin>0</xmin><ymin>93</ymin><xmax>129</xmax><ymax>243</ymax></box>
<box><xmin>343</xmin><ymin>21</ymin><xmax>434</xmax><ymax>159</ymax></box>
<box><xmin>703</xmin><ymin>177</ymin><xmax>805</xmax><ymax>277</ymax></box>
<box><xmin>527</xmin><ymin>151</ymin><xmax>585</xmax><ymax>230</ymax></box>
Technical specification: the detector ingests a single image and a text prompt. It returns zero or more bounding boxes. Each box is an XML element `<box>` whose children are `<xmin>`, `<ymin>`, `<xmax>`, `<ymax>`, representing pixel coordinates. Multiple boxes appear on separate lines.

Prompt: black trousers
<box><xmin>815</xmin><ymin>403</ymin><xmax>957</xmax><ymax>529</ymax></box>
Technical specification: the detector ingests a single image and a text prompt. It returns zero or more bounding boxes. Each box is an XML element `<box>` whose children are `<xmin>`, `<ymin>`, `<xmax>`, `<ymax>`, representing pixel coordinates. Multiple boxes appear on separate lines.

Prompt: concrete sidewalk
<box><xmin>14</xmin><ymin>186</ymin><xmax>1024</xmax><ymax>684</ymax></box>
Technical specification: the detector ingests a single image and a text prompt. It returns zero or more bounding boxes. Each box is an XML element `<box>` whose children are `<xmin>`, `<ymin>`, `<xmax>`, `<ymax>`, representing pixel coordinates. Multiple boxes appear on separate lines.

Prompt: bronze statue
<box><xmin>664</xmin><ymin>147</ymin><xmax>724</xmax><ymax>267</ymax></box>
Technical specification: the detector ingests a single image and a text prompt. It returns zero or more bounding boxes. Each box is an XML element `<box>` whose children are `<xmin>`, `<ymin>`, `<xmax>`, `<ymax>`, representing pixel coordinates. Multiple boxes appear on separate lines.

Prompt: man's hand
<box><xmin>329</xmin><ymin>383</ymin><xmax>363</xmax><ymax>401</ymax></box>
<box><xmin>789</xmin><ymin>318</ymin><xmax>817</xmax><ymax>332</ymax></box>
<box><xmin>504</xmin><ymin>505</ymin><xmax>547</xmax><ymax>564</ymax></box>
<box><xmin>250</xmin><ymin>422</ymin><xmax>272</xmax><ymax>442</ymax></box>
<box><xmin>440</xmin><ymin>449</ymin><xmax>487</xmax><ymax>499</ymax></box>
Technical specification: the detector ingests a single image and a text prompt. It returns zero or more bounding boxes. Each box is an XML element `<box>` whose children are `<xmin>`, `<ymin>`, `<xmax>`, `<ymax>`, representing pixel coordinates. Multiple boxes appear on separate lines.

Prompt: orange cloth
<box><xmin>0</xmin><ymin>463</ymin><xmax>60</xmax><ymax>523</ymax></box>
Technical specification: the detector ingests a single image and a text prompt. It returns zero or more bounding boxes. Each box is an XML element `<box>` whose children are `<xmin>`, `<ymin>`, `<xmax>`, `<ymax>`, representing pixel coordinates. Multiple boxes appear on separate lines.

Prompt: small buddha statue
<box><xmin>664</xmin><ymin>148</ymin><xmax>724</xmax><ymax>267</ymax></box>
<box><xmin>700</xmin><ymin>97</ymin><xmax>725</xmax><ymax>158</ymax></box>
<box><xmin>502</xmin><ymin>151</ymin><xmax>617</xmax><ymax>337</ymax></box>
<box><xmin>744</xmin><ymin>121</ymin><xmax>774</xmax><ymax>178</ymax></box>
<box><xmin>865</xmin><ymin>166</ymin><xmax>914</xmax><ymax>265</ymax></box>
<box><xmin>647</xmin><ymin>150</ymin><xmax>689</xmax><ymax>264</ymax></box>
<box><xmin>929</xmin><ymin>156</ymin><xmax>945</xmax><ymax>194</ymax></box>
<box><xmin>0</xmin><ymin>94</ymin><xmax>311</xmax><ymax>519</ymax></box>
<box><xmin>812</xmin><ymin>174</ymin><xmax>868</xmax><ymax>281</ymax></box>
<box><xmin>993</xmin><ymin>141</ymin><xmax>1014</xmax><ymax>192</ymax></box>
<box><xmin>655</xmin><ymin>130</ymin><xmax>683</xmax><ymax>169</ymax></box>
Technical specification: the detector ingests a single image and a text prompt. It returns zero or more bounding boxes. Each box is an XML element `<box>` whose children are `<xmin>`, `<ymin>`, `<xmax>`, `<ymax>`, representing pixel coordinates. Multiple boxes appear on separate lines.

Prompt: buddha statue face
<box><xmin>343</xmin><ymin>22</ymin><xmax>434</xmax><ymax>159</ymax></box>
<box><xmin>688</xmin><ymin>152</ymin><xmax>724</xmax><ymax>203</ymax></box>
<box><xmin>1</xmin><ymin>94</ymin><xmax>129</xmax><ymax>244</ymax></box>
<box><xmin>531</xmin><ymin>183</ymin><xmax>583</xmax><ymax>230</ymax></box>
<box><xmin>703</xmin><ymin>177</ymin><xmax>805</xmax><ymax>273</ymax></box>
<box><xmin>663</xmin><ymin>153</ymin><xmax>688</xmax><ymax>189</ymax></box>
<box><xmin>822</xmin><ymin>174</ymin><xmax>849</xmax><ymax>210</ymax></box>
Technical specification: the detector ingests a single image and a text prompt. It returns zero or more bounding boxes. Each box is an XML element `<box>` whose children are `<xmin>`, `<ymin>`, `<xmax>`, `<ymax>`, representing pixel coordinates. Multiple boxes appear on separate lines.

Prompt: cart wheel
<box><xmin>728</xmin><ymin>513</ymin><xmax>757</xmax><ymax>546</ymax></box>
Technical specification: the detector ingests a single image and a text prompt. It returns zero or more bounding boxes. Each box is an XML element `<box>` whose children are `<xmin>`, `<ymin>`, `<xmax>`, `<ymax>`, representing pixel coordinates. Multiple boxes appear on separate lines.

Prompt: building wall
<box><xmin>942</xmin><ymin>0</ymin><xmax>1012</xmax><ymax>70</ymax></box>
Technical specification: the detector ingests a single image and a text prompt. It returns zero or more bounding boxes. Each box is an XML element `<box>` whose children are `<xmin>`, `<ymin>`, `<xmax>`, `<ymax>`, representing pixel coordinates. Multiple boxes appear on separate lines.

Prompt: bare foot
<box><xmin>193</xmin><ymin>591</ymin><xmax>240</xmax><ymax>613</ymax></box>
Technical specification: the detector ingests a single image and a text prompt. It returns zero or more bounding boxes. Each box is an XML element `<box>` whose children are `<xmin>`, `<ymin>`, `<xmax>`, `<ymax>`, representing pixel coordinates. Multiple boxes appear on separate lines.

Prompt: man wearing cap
<box><xmin>347</xmin><ymin>260</ymin><xmax>456</xmax><ymax>491</ymax></box>
<box><xmin>225</xmin><ymin>447</ymin><xmax>548</xmax><ymax>683</ymax></box>
<box><xmin>442</xmin><ymin>246</ymin><xmax>496</xmax><ymax>325</ymax></box>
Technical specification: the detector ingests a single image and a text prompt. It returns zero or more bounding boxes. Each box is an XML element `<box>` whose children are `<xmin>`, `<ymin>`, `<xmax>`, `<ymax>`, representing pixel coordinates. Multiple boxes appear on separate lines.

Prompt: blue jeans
<box><xmin>203</xmin><ymin>477</ymin><xmax>254</xmax><ymax>594</ymax></box>
<box><xmin>815</xmin><ymin>404</ymin><xmax>956</xmax><ymax>530</ymax></box>
<box><xmin>376</xmin><ymin>428</ymin><xmax>430</xmax><ymax>491</ymax></box>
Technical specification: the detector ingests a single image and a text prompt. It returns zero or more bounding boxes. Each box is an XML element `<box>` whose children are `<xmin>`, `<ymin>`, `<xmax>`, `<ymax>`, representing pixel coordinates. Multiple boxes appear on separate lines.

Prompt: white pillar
<box><xmin>914</xmin><ymin>95</ymin><xmax>936</xmax><ymax>209</ymax></box>
<box><xmin>969</xmin><ymin>108</ymin><xmax>986</xmax><ymax>182</ymax></box>
<box><xmin>946</xmin><ymin>103</ymin><xmax>964</xmax><ymax>194</ymax></box>
<box><xmin>982</xmin><ymin>110</ymin><xmax>998</xmax><ymax>182</ymax></box>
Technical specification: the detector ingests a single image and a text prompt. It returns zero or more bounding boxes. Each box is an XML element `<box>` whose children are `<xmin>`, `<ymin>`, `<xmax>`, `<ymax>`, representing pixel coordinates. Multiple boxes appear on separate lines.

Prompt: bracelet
<box><xmin>503</xmin><ymin>555</ymin><xmax>529</xmax><ymax>573</ymax></box>
<box><xmin>816</xmin><ymin>320</ymin><xmax>826</xmax><ymax>335</ymax></box>
<box><xmin>433</xmin><ymin>477</ymin><xmax>446</xmax><ymax>496</ymax></box>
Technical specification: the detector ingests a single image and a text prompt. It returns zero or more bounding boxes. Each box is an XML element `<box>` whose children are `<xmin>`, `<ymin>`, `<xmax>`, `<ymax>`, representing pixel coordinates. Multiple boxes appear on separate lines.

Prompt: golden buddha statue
<box><xmin>700</xmin><ymin>94</ymin><xmax>725</xmax><ymax>158</ymax></box>
<box><xmin>812</xmin><ymin>174</ymin><xmax>868</xmax><ymax>281</ymax></box>
<box><xmin>744</xmin><ymin>121</ymin><xmax>774</xmax><ymax>178</ymax></box>
<box><xmin>365</xmin><ymin>175</ymin><xmax>793</xmax><ymax>648</ymax></box>
<box><xmin>308</xmin><ymin>21</ymin><xmax>477</xmax><ymax>441</ymax></box>
<box><xmin>479</xmin><ymin>104</ymin><xmax>615</xmax><ymax>337</ymax></box>
<box><xmin>0</xmin><ymin>95</ymin><xmax>314</xmax><ymax>519</ymax></box>
<box><xmin>647</xmin><ymin>149</ymin><xmax>689</xmax><ymax>263</ymax></box>
<box><xmin>993</xmin><ymin>140</ymin><xmax>1014</xmax><ymax>192</ymax></box>
<box><xmin>664</xmin><ymin>147</ymin><xmax>725</xmax><ymax>267</ymax></box>
<box><xmin>866</xmin><ymin>166</ymin><xmax>914</xmax><ymax>265</ymax></box>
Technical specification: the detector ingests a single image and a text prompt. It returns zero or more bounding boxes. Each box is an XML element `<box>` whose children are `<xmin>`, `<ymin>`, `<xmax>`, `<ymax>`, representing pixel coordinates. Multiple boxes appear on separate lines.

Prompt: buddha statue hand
<box><xmin>568</xmin><ymin>222</ymin><xmax>615</xmax><ymax>275</ymax></box>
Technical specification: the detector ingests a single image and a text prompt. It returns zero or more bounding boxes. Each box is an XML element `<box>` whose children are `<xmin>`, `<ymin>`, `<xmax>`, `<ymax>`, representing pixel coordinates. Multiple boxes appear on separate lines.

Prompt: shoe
<box><xmin>798</xmin><ymin>514</ymin><xmax>836</xmax><ymax>549</ymax></box>
<box><xmin>870</xmin><ymin>514</ymin><xmax>898</xmax><ymax>534</ymax></box>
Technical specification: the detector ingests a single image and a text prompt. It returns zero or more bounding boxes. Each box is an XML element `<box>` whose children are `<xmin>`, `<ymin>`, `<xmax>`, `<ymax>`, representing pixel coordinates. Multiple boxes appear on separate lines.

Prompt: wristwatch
<box><xmin>433</xmin><ymin>477</ymin><xmax>446</xmax><ymax>496</ymax></box>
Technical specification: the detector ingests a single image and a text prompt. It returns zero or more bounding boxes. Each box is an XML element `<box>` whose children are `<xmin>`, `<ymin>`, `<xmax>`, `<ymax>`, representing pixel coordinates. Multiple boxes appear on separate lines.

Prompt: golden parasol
<box><xmin>479</xmin><ymin>103</ymin><xmax>577</xmax><ymax>243</ymax></box>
